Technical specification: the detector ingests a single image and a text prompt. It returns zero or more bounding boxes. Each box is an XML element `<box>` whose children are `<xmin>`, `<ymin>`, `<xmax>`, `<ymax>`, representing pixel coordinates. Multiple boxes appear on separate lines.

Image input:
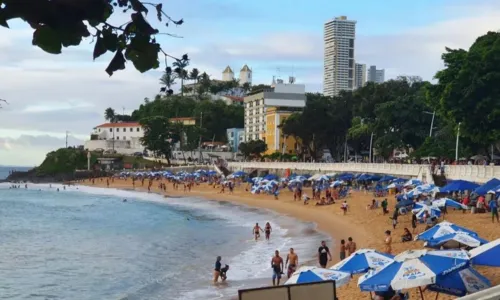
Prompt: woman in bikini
<box><xmin>265</xmin><ymin>222</ymin><xmax>272</xmax><ymax>240</ymax></box>
<box><xmin>384</xmin><ymin>230</ymin><xmax>392</xmax><ymax>254</ymax></box>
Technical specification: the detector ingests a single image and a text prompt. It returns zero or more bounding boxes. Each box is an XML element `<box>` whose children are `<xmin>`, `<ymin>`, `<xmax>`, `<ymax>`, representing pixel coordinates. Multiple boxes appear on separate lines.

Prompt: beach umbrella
<box><xmin>469</xmin><ymin>238</ymin><xmax>500</xmax><ymax>267</ymax></box>
<box><xmin>358</xmin><ymin>249</ymin><xmax>470</xmax><ymax>292</ymax></box>
<box><xmin>378</xmin><ymin>175</ymin><xmax>396</xmax><ymax>183</ymax></box>
<box><xmin>412</xmin><ymin>204</ymin><xmax>441</xmax><ymax>220</ymax></box>
<box><xmin>404</xmin><ymin>179</ymin><xmax>422</xmax><ymax>187</ymax></box>
<box><xmin>425</xmin><ymin>232</ymin><xmax>488</xmax><ymax>249</ymax></box>
<box><xmin>330</xmin><ymin>249</ymin><xmax>394</xmax><ymax>274</ymax></box>
<box><xmin>315</xmin><ymin>175</ymin><xmax>330</xmax><ymax>181</ymax></box>
<box><xmin>432</xmin><ymin>198</ymin><xmax>468</xmax><ymax>210</ymax></box>
<box><xmin>473</xmin><ymin>178</ymin><xmax>500</xmax><ymax>196</ymax></box>
<box><xmin>427</xmin><ymin>267</ymin><xmax>491</xmax><ymax>297</ymax></box>
<box><xmin>285</xmin><ymin>266</ymin><xmax>350</xmax><ymax>286</ymax></box>
<box><xmin>386</xmin><ymin>183</ymin><xmax>398</xmax><ymax>189</ymax></box>
<box><xmin>330</xmin><ymin>180</ymin><xmax>344</xmax><ymax>187</ymax></box>
<box><xmin>415</xmin><ymin>221</ymin><xmax>478</xmax><ymax>242</ymax></box>
<box><xmin>440</xmin><ymin>180</ymin><xmax>480</xmax><ymax>193</ymax></box>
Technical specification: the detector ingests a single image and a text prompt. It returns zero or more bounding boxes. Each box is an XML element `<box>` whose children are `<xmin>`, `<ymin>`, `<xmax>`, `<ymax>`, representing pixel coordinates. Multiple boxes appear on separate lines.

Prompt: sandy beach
<box><xmin>79</xmin><ymin>178</ymin><xmax>500</xmax><ymax>300</ymax></box>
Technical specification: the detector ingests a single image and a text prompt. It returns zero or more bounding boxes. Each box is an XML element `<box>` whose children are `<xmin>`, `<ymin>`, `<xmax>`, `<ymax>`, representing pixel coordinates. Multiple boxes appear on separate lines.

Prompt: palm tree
<box><xmin>189</xmin><ymin>68</ymin><xmax>200</xmax><ymax>84</ymax></box>
<box><xmin>104</xmin><ymin>107</ymin><xmax>116</xmax><ymax>123</ymax></box>
<box><xmin>173</xmin><ymin>59</ymin><xmax>189</xmax><ymax>96</ymax></box>
<box><xmin>159</xmin><ymin>71</ymin><xmax>177</xmax><ymax>96</ymax></box>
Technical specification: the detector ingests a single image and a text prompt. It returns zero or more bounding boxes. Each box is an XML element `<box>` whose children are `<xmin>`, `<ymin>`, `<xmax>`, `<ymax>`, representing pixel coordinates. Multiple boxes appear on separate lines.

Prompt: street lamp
<box><xmin>455</xmin><ymin>122</ymin><xmax>461</xmax><ymax>161</ymax></box>
<box><xmin>423</xmin><ymin>111</ymin><xmax>435</xmax><ymax>137</ymax></box>
<box><xmin>369</xmin><ymin>132</ymin><xmax>375</xmax><ymax>163</ymax></box>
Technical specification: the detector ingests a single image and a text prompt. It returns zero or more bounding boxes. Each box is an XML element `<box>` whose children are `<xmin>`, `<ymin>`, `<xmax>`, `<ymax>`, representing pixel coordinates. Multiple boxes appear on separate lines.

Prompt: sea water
<box><xmin>0</xmin><ymin>183</ymin><xmax>329</xmax><ymax>300</ymax></box>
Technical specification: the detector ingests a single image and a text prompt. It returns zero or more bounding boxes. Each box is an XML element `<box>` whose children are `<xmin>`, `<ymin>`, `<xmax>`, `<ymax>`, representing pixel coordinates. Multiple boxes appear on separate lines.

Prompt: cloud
<box><xmin>0</xmin><ymin>0</ymin><xmax>499</xmax><ymax>166</ymax></box>
<box><xmin>0</xmin><ymin>135</ymin><xmax>85</xmax><ymax>166</ymax></box>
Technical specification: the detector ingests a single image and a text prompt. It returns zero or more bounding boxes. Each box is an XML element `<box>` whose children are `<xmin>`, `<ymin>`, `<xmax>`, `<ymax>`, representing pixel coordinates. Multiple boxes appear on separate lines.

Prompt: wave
<box><xmin>0</xmin><ymin>182</ymin><xmax>331</xmax><ymax>300</ymax></box>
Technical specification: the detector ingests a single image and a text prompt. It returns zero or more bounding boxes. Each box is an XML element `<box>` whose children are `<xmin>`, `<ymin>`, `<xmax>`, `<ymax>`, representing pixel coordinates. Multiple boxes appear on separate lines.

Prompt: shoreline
<box><xmin>73</xmin><ymin>179</ymin><xmax>500</xmax><ymax>300</ymax></box>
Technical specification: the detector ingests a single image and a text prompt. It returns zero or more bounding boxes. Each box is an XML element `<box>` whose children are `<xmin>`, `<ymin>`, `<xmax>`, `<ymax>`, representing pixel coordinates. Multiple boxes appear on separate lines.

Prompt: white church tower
<box><xmin>222</xmin><ymin>66</ymin><xmax>234</xmax><ymax>82</ymax></box>
<box><xmin>239</xmin><ymin>64</ymin><xmax>252</xmax><ymax>85</ymax></box>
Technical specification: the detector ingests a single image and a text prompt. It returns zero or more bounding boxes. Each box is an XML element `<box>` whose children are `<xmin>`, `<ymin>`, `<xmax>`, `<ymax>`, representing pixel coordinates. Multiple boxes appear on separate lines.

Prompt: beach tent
<box><xmin>427</xmin><ymin>267</ymin><xmax>491</xmax><ymax>297</ymax></box>
<box><xmin>330</xmin><ymin>249</ymin><xmax>394</xmax><ymax>274</ymax></box>
<box><xmin>440</xmin><ymin>180</ymin><xmax>480</xmax><ymax>193</ymax></box>
<box><xmin>469</xmin><ymin>239</ymin><xmax>500</xmax><ymax>267</ymax></box>
<box><xmin>424</xmin><ymin>232</ymin><xmax>488</xmax><ymax>249</ymax></box>
<box><xmin>415</xmin><ymin>221</ymin><xmax>478</xmax><ymax>242</ymax></box>
<box><xmin>358</xmin><ymin>249</ymin><xmax>470</xmax><ymax>292</ymax></box>
<box><xmin>432</xmin><ymin>198</ymin><xmax>468</xmax><ymax>210</ymax></box>
<box><xmin>285</xmin><ymin>266</ymin><xmax>350</xmax><ymax>286</ymax></box>
<box><xmin>473</xmin><ymin>178</ymin><xmax>500</xmax><ymax>196</ymax></box>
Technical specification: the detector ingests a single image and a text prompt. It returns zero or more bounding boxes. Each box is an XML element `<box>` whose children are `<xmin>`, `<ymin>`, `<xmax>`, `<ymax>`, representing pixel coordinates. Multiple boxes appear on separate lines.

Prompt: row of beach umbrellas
<box><xmin>285</xmin><ymin>221</ymin><xmax>500</xmax><ymax>298</ymax></box>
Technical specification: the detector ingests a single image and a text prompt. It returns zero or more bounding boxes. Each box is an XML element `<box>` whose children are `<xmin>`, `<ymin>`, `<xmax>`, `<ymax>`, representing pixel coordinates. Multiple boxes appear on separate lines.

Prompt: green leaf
<box><xmin>129</xmin><ymin>0</ymin><xmax>148</xmax><ymax>14</ymax></box>
<box><xmin>93</xmin><ymin>35</ymin><xmax>107</xmax><ymax>60</ymax></box>
<box><xmin>102</xmin><ymin>28</ymin><xmax>119</xmax><ymax>52</ymax></box>
<box><xmin>105</xmin><ymin>50</ymin><xmax>126</xmax><ymax>76</ymax></box>
<box><xmin>32</xmin><ymin>25</ymin><xmax>62</xmax><ymax>54</ymax></box>
<box><xmin>156</xmin><ymin>4</ymin><xmax>162</xmax><ymax>21</ymax></box>
<box><xmin>125</xmin><ymin>41</ymin><xmax>160</xmax><ymax>73</ymax></box>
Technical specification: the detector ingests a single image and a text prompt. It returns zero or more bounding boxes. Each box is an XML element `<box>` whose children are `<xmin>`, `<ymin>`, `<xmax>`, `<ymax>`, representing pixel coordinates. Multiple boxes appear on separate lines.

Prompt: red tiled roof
<box><xmin>95</xmin><ymin>122</ymin><xmax>141</xmax><ymax>128</ymax></box>
<box><xmin>223</xmin><ymin>95</ymin><xmax>244</xmax><ymax>102</ymax></box>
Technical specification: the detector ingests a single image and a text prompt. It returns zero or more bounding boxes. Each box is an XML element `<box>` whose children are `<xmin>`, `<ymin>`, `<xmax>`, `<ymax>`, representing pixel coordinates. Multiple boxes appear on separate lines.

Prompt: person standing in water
<box><xmin>285</xmin><ymin>248</ymin><xmax>298</xmax><ymax>278</ymax></box>
<box><xmin>253</xmin><ymin>223</ymin><xmax>263</xmax><ymax>241</ymax></box>
<box><xmin>213</xmin><ymin>256</ymin><xmax>222</xmax><ymax>284</ymax></box>
<box><xmin>265</xmin><ymin>222</ymin><xmax>272</xmax><ymax>240</ymax></box>
<box><xmin>271</xmin><ymin>250</ymin><xmax>284</xmax><ymax>286</ymax></box>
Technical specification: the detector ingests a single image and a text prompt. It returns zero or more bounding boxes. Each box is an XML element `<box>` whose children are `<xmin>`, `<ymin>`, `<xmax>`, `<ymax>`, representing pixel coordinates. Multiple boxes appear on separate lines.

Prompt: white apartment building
<box><xmin>367</xmin><ymin>65</ymin><xmax>385</xmax><ymax>83</ymax></box>
<box><xmin>354</xmin><ymin>63</ymin><xmax>366</xmax><ymax>89</ymax></box>
<box><xmin>84</xmin><ymin>122</ymin><xmax>145</xmax><ymax>154</ymax></box>
<box><xmin>244</xmin><ymin>83</ymin><xmax>306</xmax><ymax>141</ymax></box>
<box><xmin>323</xmin><ymin>16</ymin><xmax>356</xmax><ymax>97</ymax></box>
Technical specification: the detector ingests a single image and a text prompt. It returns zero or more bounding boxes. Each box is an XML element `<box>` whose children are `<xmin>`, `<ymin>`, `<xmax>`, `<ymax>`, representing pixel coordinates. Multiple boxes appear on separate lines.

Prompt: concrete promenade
<box><xmin>227</xmin><ymin>162</ymin><xmax>500</xmax><ymax>183</ymax></box>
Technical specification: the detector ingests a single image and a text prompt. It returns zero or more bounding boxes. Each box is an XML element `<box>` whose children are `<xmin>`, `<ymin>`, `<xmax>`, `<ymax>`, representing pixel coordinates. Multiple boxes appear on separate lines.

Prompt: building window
<box><xmin>137</xmin><ymin>127</ymin><xmax>140</xmax><ymax>132</ymax></box>
<box><xmin>116</xmin><ymin>136</ymin><xmax>120</xmax><ymax>140</ymax></box>
<box><xmin>98</xmin><ymin>129</ymin><xmax>101</xmax><ymax>132</ymax></box>
<box><xmin>130</xmin><ymin>128</ymin><xmax>133</xmax><ymax>132</ymax></box>
<box><xmin>116</xmin><ymin>128</ymin><xmax>120</xmax><ymax>132</ymax></box>
<box><xmin>109</xmin><ymin>128</ymin><xmax>113</xmax><ymax>132</ymax></box>
<box><xmin>230</xmin><ymin>132</ymin><xmax>234</xmax><ymax>137</ymax></box>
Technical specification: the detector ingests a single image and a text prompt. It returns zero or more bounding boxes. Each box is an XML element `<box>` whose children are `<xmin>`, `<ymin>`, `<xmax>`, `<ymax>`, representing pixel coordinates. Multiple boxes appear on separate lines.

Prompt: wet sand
<box><xmin>79</xmin><ymin>178</ymin><xmax>500</xmax><ymax>300</ymax></box>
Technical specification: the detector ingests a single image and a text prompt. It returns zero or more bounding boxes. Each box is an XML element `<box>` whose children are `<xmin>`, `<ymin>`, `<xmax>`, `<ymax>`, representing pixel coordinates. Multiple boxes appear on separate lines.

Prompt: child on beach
<box><xmin>384</xmin><ymin>230</ymin><xmax>392</xmax><ymax>254</ymax></box>
<box><xmin>339</xmin><ymin>240</ymin><xmax>346</xmax><ymax>260</ymax></box>
<box><xmin>341</xmin><ymin>201</ymin><xmax>348</xmax><ymax>215</ymax></box>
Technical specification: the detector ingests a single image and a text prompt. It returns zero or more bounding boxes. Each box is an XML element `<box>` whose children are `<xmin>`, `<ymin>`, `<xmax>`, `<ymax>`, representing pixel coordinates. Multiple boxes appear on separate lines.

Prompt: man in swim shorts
<box><xmin>271</xmin><ymin>250</ymin><xmax>284</xmax><ymax>286</ymax></box>
<box><xmin>285</xmin><ymin>248</ymin><xmax>298</xmax><ymax>278</ymax></box>
<box><xmin>253</xmin><ymin>223</ymin><xmax>263</xmax><ymax>241</ymax></box>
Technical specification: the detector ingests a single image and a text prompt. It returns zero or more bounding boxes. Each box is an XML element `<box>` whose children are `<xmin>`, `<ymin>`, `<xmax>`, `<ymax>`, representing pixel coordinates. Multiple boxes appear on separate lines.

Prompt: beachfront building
<box><xmin>264</xmin><ymin>107</ymin><xmax>299</xmax><ymax>155</ymax></box>
<box><xmin>85</xmin><ymin>122</ymin><xmax>145</xmax><ymax>155</ymax></box>
<box><xmin>226</xmin><ymin>128</ymin><xmax>245</xmax><ymax>152</ymax></box>
<box><xmin>354</xmin><ymin>63</ymin><xmax>366</xmax><ymax>89</ymax></box>
<box><xmin>323</xmin><ymin>16</ymin><xmax>357</xmax><ymax>97</ymax></box>
<box><xmin>243</xmin><ymin>83</ymin><xmax>306</xmax><ymax>143</ymax></box>
<box><xmin>367</xmin><ymin>65</ymin><xmax>385</xmax><ymax>83</ymax></box>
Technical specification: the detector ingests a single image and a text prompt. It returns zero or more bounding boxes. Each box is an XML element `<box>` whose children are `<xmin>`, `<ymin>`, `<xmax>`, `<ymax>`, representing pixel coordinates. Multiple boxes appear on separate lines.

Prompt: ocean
<box><xmin>0</xmin><ymin>166</ymin><xmax>32</xmax><ymax>180</ymax></box>
<box><xmin>0</xmin><ymin>183</ymin><xmax>329</xmax><ymax>300</ymax></box>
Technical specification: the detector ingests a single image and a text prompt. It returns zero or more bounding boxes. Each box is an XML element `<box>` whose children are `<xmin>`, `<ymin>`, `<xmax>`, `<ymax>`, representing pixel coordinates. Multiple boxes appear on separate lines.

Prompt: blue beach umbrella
<box><xmin>425</xmin><ymin>232</ymin><xmax>488</xmax><ymax>249</ymax></box>
<box><xmin>412</xmin><ymin>204</ymin><xmax>441</xmax><ymax>220</ymax></box>
<box><xmin>427</xmin><ymin>267</ymin><xmax>491</xmax><ymax>297</ymax></box>
<box><xmin>440</xmin><ymin>180</ymin><xmax>480</xmax><ymax>193</ymax></box>
<box><xmin>285</xmin><ymin>266</ymin><xmax>350</xmax><ymax>286</ymax></box>
<box><xmin>330</xmin><ymin>249</ymin><xmax>394</xmax><ymax>274</ymax></box>
<box><xmin>416</xmin><ymin>221</ymin><xmax>478</xmax><ymax>242</ymax></box>
<box><xmin>432</xmin><ymin>198</ymin><xmax>468</xmax><ymax>210</ymax></box>
<box><xmin>404</xmin><ymin>179</ymin><xmax>422</xmax><ymax>187</ymax></box>
<box><xmin>469</xmin><ymin>238</ymin><xmax>500</xmax><ymax>267</ymax></box>
<box><xmin>358</xmin><ymin>249</ymin><xmax>470</xmax><ymax>292</ymax></box>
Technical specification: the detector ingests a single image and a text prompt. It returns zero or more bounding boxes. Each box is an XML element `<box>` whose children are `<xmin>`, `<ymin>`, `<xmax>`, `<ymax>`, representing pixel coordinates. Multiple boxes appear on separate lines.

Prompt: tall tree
<box><xmin>430</xmin><ymin>31</ymin><xmax>500</xmax><ymax>151</ymax></box>
<box><xmin>139</xmin><ymin>116</ymin><xmax>180</xmax><ymax>165</ymax></box>
<box><xmin>173</xmin><ymin>57</ymin><xmax>189</xmax><ymax>96</ymax></box>
<box><xmin>189</xmin><ymin>68</ymin><xmax>200</xmax><ymax>84</ymax></box>
<box><xmin>104</xmin><ymin>107</ymin><xmax>116</xmax><ymax>123</ymax></box>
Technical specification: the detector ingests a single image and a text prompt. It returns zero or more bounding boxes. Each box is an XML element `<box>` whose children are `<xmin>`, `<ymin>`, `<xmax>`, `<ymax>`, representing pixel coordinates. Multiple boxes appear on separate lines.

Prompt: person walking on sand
<box><xmin>253</xmin><ymin>223</ymin><xmax>264</xmax><ymax>241</ymax></box>
<box><xmin>384</xmin><ymin>230</ymin><xmax>392</xmax><ymax>254</ymax></box>
<box><xmin>345</xmin><ymin>237</ymin><xmax>356</xmax><ymax>257</ymax></box>
<box><xmin>488</xmin><ymin>197</ymin><xmax>499</xmax><ymax>223</ymax></box>
<box><xmin>285</xmin><ymin>248</ymin><xmax>298</xmax><ymax>278</ymax></box>
<box><xmin>318</xmin><ymin>241</ymin><xmax>332</xmax><ymax>268</ymax></box>
<box><xmin>213</xmin><ymin>256</ymin><xmax>222</xmax><ymax>284</ymax></box>
<box><xmin>265</xmin><ymin>222</ymin><xmax>272</xmax><ymax>240</ymax></box>
<box><xmin>339</xmin><ymin>239</ymin><xmax>346</xmax><ymax>261</ymax></box>
<box><xmin>271</xmin><ymin>250</ymin><xmax>284</xmax><ymax>286</ymax></box>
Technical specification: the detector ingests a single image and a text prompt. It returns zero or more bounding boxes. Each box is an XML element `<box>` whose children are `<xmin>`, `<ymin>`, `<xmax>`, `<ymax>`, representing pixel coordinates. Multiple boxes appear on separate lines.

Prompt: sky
<box><xmin>0</xmin><ymin>0</ymin><xmax>499</xmax><ymax>166</ymax></box>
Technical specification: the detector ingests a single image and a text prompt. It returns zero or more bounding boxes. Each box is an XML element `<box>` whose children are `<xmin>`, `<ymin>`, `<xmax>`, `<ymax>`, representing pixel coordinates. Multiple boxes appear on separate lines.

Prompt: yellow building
<box><xmin>170</xmin><ymin>117</ymin><xmax>196</xmax><ymax>126</ymax></box>
<box><xmin>264</xmin><ymin>107</ymin><xmax>299</xmax><ymax>155</ymax></box>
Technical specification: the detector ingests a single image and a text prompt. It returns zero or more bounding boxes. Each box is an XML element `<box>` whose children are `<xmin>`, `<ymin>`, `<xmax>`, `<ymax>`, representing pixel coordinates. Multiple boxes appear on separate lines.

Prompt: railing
<box><xmin>227</xmin><ymin>162</ymin><xmax>500</xmax><ymax>183</ymax></box>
